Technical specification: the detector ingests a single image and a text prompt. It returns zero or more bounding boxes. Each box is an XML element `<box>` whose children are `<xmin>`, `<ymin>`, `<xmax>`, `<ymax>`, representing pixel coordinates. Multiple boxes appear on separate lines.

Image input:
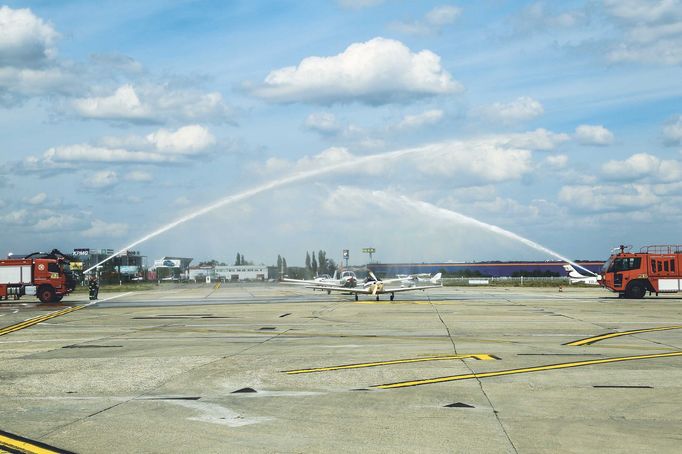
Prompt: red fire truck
<box><xmin>0</xmin><ymin>250</ymin><xmax>77</xmax><ymax>303</ymax></box>
<box><xmin>600</xmin><ymin>245</ymin><xmax>682</xmax><ymax>298</ymax></box>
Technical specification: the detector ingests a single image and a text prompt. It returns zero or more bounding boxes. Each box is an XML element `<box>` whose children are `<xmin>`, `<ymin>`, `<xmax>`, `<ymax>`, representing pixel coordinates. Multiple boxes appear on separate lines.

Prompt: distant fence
<box><xmin>442</xmin><ymin>277</ymin><xmax>571</xmax><ymax>286</ymax></box>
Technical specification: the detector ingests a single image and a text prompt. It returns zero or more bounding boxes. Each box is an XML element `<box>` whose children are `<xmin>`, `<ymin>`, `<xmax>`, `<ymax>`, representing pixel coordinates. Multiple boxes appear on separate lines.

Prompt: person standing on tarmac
<box><xmin>88</xmin><ymin>275</ymin><xmax>99</xmax><ymax>300</ymax></box>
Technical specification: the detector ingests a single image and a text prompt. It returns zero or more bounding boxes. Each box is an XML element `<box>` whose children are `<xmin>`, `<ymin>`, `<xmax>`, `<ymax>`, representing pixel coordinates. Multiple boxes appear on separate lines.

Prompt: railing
<box><xmin>640</xmin><ymin>245</ymin><xmax>682</xmax><ymax>254</ymax></box>
<box><xmin>442</xmin><ymin>277</ymin><xmax>570</xmax><ymax>286</ymax></box>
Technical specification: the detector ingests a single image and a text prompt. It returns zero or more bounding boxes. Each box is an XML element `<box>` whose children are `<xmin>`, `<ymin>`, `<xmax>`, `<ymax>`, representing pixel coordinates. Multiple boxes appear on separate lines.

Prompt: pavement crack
<box><xmin>429</xmin><ymin>297</ymin><xmax>519</xmax><ymax>454</ymax></box>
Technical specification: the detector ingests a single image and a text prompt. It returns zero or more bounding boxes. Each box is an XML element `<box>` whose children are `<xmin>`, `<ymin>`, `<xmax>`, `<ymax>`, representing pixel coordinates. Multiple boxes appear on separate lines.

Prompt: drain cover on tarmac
<box><xmin>232</xmin><ymin>387</ymin><xmax>258</xmax><ymax>394</ymax></box>
<box><xmin>444</xmin><ymin>402</ymin><xmax>475</xmax><ymax>408</ymax></box>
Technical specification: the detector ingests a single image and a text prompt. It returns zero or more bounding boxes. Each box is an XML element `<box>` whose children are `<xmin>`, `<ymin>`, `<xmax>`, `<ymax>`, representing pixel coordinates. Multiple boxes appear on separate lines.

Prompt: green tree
<box><xmin>318</xmin><ymin>250</ymin><xmax>327</xmax><ymax>275</ymax></box>
<box><xmin>311</xmin><ymin>252</ymin><xmax>318</xmax><ymax>275</ymax></box>
<box><xmin>234</xmin><ymin>253</ymin><xmax>241</xmax><ymax>266</ymax></box>
<box><xmin>282</xmin><ymin>257</ymin><xmax>288</xmax><ymax>275</ymax></box>
<box><xmin>305</xmin><ymin>252</ymin><xmax>311</xmax><ymax>270</ymax></box>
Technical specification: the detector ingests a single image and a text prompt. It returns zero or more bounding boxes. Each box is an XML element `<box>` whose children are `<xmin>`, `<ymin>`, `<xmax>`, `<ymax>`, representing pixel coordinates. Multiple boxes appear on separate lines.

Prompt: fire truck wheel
<box><xmin>625</xmin><ymin>281</ymin><xmax>646</xmax><ymax>299</ymax></box>
<box><xmin>38</xmin><ymin>286</ymin><xmax>55</xmax><ymax>304</ymax></box>
<box><xmin>53</xmin><ymin>295</ymin><xmax>63</xmax><ymax>302</ymax></box>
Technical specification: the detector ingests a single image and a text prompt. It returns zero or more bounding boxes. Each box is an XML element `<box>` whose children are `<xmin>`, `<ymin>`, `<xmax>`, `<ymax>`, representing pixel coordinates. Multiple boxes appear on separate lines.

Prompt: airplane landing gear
<box><xmin>376</xmin><ymin>295</ymin><xmax>379</xmax><ymax>301</ymax></box>
<box><xmin>354</xmin><ymin>294</ymin><xmax>358</xmax><ymax>301</ymax></box>
<box><xmin>390</xmin><ymin>293</ymin><xmax>395</xmax><ymax>301</ymax></box>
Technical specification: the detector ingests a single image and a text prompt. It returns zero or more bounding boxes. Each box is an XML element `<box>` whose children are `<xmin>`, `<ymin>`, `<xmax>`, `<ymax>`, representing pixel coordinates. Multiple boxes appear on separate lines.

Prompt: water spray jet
<box><xmin>84</xmin><ymin>146</ymin><xmax>596</xmax><ymax>277</ymax></box>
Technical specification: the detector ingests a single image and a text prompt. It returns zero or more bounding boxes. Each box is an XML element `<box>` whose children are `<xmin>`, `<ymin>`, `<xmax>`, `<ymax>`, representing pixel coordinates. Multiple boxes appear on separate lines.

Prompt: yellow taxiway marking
<box><xmin>373</xmin><ymin>351</ymin><xmax>682</xmax><ymax>389</ymax></box>
<box><xmin>283</xmin><ymin>354</ymin><xmax>498</xmax><ymax>374</ymax></box>
<box><xmin>565</xmin><ymin>325</ymin><xmax>682</xmax><ymax>346</ymax></box>
<box><xmin>0</xmin><ymin>429</ymin><xmax>73</xmax><ymax>454</ymax></box>
<box><xmin>213</xmin><ymin>282</ymin><xmax>221</xmax><ymax>290</ymax></box>
<box><xmin>0</xmin><ymin>293</ymin><xmax>132</xmax><ymax>338</ymax></box>
<box><xmin>0</xmin><ymin>305</ymin><xmax>86</xmax><ymax>337</ymax></box>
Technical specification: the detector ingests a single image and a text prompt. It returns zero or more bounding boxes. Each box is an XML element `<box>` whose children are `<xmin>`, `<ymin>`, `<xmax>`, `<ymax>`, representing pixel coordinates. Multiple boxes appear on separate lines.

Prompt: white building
<box><xmin>188</xmin><ymin>267</ymin><xmax>215</xmax><ymax>281</ymax></box>
<box><xmin>215</xmin><ymin>265</ymin><xmax>268</xmax><ymax>281</ymax></box>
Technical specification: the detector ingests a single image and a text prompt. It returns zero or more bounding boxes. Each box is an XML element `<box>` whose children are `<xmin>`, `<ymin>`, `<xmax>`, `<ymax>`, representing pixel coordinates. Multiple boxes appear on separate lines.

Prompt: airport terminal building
<box><xmin>370</xmin><ymin>261</ymin><xmax>604</xmax><ymax>278</ymax></box>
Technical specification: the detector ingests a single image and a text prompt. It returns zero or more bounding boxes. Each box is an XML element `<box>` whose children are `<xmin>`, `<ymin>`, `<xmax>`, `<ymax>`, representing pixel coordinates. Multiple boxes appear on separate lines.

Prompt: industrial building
<box><xmin>215</xmin><ymin>265</ymin><xmax>268</xmax><ymax>281</ymax></box>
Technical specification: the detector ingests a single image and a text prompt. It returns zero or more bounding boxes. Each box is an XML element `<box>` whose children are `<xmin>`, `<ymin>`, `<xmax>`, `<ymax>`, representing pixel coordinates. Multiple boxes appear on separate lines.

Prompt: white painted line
<box><xmin>87</xmin><ymin>292</ymin><xmax>135</xmax><ymax>306</ymax></box>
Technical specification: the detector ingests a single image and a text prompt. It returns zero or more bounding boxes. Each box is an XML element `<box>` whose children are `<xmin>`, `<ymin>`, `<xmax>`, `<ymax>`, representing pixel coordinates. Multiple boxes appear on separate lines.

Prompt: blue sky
<box><xmin>1</xmin><ymin>0</ymin><xmax>682</xmax><ymax>265</ymax></box>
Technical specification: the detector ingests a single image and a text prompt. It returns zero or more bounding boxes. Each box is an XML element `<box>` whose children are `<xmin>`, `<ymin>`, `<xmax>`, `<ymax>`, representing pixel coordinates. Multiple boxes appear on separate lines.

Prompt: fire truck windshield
<box><xmin>602</xmin><ymin>258</ymin><xmax>613</xmax><ymax>273</ymax></box>
<box><xmin>610</xmin><ymin>257</ymin><xmax>641</xmax><ymax>272</ymax></box>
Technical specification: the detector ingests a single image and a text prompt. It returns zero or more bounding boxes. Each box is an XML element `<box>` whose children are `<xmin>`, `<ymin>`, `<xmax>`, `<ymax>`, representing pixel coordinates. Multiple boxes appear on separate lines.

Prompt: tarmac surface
<box><xmin>1</xmin><ymin>284</ymin><xmax>682</xmax><ymax>453</ymax></box>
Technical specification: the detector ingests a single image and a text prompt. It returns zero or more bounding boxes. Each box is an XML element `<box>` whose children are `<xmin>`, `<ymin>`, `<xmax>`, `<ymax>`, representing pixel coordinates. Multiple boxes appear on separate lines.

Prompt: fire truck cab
<box><xmin>600</xmin><ymin>245</ymin><xmax>682</xmax><ymax>298</ymax></box>
<box><xmin>0</xmin><ymin>250</ymin><xmax>77</xmax><ymax>303</ymax></box>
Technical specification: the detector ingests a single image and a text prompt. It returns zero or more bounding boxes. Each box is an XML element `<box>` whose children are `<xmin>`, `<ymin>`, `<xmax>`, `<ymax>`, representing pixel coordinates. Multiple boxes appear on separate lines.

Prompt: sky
<box><xmin>1</xmin><ymin>0</ymin><xmax>682</xmax><ymax>266</ymax></box>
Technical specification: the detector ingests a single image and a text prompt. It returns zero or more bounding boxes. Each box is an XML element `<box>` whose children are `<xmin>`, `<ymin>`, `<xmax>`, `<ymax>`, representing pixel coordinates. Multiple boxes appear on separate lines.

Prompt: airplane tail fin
<box><xmin>563</xmin><ymin>264</ymin><xmax>585</xmax><ymax>279</ymax></box>
<box><xmin>430</xmin><ymin>273</ymin><xmax>442</xmax><ymax>284</ymax></box>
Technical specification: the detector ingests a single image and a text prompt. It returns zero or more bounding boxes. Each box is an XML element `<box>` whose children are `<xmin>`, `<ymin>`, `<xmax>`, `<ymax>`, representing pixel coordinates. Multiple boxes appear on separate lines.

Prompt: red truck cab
<box><xmin>0</xmin><ymin>250</ymin><xmax>77</xmax><ymax>303</ymax></box>
<box><xmin>600</xmin><ymin>245</ymin><xmax>682</xmax><ymax>298</ymax></box>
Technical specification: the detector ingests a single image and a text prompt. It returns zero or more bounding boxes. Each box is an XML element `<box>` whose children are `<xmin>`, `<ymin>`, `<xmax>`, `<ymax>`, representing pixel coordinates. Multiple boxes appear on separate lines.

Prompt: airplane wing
<box><xmin>380</xmin><ymin>284</ymin><xmax>443</xmax><ymax>293</ymax></box>
<box><xmin>281</xmin><ymin>278</ymin><xmax>320</xmax><ymax>285</ymax></box>
<box><xmin>306</xmin><ymin>285</ymin><xmax>372</xmax><ymax>294</ymax></box>
<box><xmin>306</xmin><ymin>283</ymin><xmax>442</xmax><ymax>294</ymax></box>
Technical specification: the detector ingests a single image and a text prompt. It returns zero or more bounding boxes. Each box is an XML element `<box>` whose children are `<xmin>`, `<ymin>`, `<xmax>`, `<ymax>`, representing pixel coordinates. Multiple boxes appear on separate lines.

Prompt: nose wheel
<box><xmin>390</xmin><ymin>293</ymin><xmax>395</xmax><ymax>301</ymax></box>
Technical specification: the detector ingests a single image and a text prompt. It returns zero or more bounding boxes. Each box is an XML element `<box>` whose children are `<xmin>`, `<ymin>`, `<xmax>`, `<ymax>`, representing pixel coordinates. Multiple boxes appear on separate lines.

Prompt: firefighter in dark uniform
<box><xmin>88</xmin><ymin>275</ymin><xmax>99</xmax><ymax>300</ymax></box>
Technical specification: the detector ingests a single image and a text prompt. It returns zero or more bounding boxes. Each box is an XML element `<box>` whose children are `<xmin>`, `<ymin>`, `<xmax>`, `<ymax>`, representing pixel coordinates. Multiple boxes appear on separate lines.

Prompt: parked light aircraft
<box><xmin>563</xmin><ymin>265</ymin><xmax>599</xmax><ymax>285</ymax></box>
<box><xmin>281</xmin><ymin>270</ymin><xmax>359</xmax><ymax>288</ymax></box>
<box><xmin>283</xmin><ymin>271</ymin><xmax>442</xmax><ymax>301</ymax></box>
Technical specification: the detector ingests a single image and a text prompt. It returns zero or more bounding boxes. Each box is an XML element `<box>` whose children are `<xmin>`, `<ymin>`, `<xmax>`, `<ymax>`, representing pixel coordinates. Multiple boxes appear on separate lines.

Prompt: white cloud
<box><xmin>146</xmin><ymin>125</ymin><xmax>216</xmax><ymax>154</ymax></box>
<box><xmin>413</xmin><ymin>140</ymin><xmax>533</xmax><ymax>182</ymax></box>
<box><xmin>545</xmin><ymin>154</ymin><xmax>568</xmax><ymax>168</ymax></box>
<box><xmin>663</xmin><ymin>115</ymin><xmax>682</xmax><ymax>145</ymax></box>
<box><xmin>32</xmin><ymin>213</ymin><xmax>80</xmax><ymax>232</ymax></box>
<box><xmin>0</xmin><ymin>209</ymin><xmax>29</xmax><ymax>225</ymax></box>
<box><xmin>23</xmin><ymin>125</ymin><xmax>217</xmax><ymax>170</ymax></box>
<box><xmin>84</xmin><ymin>170</ymin><xmax>118</xmax><ymax>188</ymax></box>
<box><xmin>395</xmin><ymin>109</ymin><xmax>444</xmax><ymax>129</ymax></box>
<box><xmin>337</xmin><ymin>0</ymin><xmax>383</xmax><ymax>9</ymax></box>
<box><xmin>391</xmin><ymin>5</ymin><xmax>462</xmax><ymax>35</ymax></box>
<box><xmin>82</xmin><ymin>219</ymin><xmax>128</xmax><ymax>238</ymax></box>
<box><xmin>255</xmin><ymin>133</ymin><xmax>553</xmax><ymax>185</ymax></box>
<box><xmin>0</xmin><ymin>6</ymin><xmax>76</xmax><ymax>106</ymax></box>
<box><xmin>476</xmin><ymin>96</ymin><xmax>544</xmax><ymax>123</ymax></box>
<box><xmin>604</xmin><ymin>0</ymin><xmax>682</xmax><ymax>65</ymax></box>
<box><xmin>0</xmin><ymin>6</ymin><xmax>59</xmax><ymax>68</ymax></box>
<box><xmin>603</xmin><ymin>0</ymin><xmax>681</xmax><ymax>24</ymax></box>
<box><xmin>25</xmin><ymin>192</ymin><xmax>47</xmax><ymax>205</ymax></box>
<box><xmin>502</xmin><ymin>128</ymin><xmax>570</xmax><ymax>151</ymax></box>
<box><xmin>574</xmin><ymin>124</ymin><xmax>614</xmax><ymax>146</ymax></box>
<box><xmin>559</xmin><ymin>184</ymin><xmax>658</xmax><ymax>211</ymax></box>
<box><xmin>304</xmin><ymin>112</ymin><xmax>343</xmax><ymax>135</ymax></box>
<box><xmin>602</xmin><ymin>153</ymin><xmax>682</xmax><ymax>182</ymax></box>
<box><xmin>250</xmin><ymin>37</ymin><xmax>462</xmax><ymax>104</ymax></box>
<box><xmin>72</xmin><ymin>84</ymin><xmax>233</xmax><ymax>124</ymax></box>
<box><xmin>514</xmin><ymin>2</ymin><xmax>586</xmax><ymax>35</ymax></box>
<box><xmin>425</xmin><ymin>5</ymin><xmax>461</xmax><ymax>26</ymax></box>
<box><xmin>125</xmin><ymin>170</ymin><xmax>153</xmax><ymax>182</ymax></box>
<box><xmin>41</xmin><ymin>144</ymin><xmax>171</xmax><ymax>164</ymax></box>
<box><xmin>72</xmin><ymin>84</ymin><xmax>150</xmax><ymax>120</ymax></box>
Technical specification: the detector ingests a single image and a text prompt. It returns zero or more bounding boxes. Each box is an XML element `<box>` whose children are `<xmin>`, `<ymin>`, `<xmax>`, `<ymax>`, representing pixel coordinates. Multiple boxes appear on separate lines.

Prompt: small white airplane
<box><xmin>563</xmin><ymin>265</ymin><xmax>599</xmax><ymax>285</ymax></box>
<box><xmin>396</xmin><ymin>273</ymin><xmax>441</xmax><ymax>287</ymax></box>
<box><xmin>281</xmin><ymin>270</ymin><xmax>359</xmax><ymax>288</ymax></box>
<box><xmin>284</xmin><ymin>271</ymin><xmax>442</xmax><ymax>301</ymax></box>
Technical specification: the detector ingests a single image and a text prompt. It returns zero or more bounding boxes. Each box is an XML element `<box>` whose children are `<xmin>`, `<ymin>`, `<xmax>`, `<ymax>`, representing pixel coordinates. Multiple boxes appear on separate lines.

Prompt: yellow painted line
<box><xmin>0</xmin><ymin>429</ymin><xmax>74</xmax><ymax>454</ymax></box>
<box><xmin>565</xmin><ymin>325</ymin><xmax>682</xmax><ymax>346</ymax></box>
<box><xmin>283</xmin><ymin>354</ymin><xmax>498</xmax><ymax>374</ymax></box>
<box><xmin>0</xmin><ymin>305</ymin><xmax>86</xmax><ymax>337</ymax></box>
<box><xmin>373</xmin><ymin>351</ymin><xmax>682</xmax><ymax>389</ymax></box>
<box><xmin>213</xmin><ymin>282</ymin><xmax>221</xmax><ymax>290</ymax></box>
